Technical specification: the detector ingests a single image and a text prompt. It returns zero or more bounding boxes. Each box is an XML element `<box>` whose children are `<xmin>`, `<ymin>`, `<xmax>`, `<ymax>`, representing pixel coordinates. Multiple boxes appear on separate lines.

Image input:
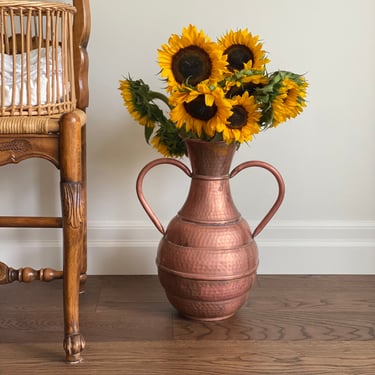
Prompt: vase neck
<box><xmin>185</xmin><ymin>140</ymin><xmax>236</xmax><ymax>177</ymax></box>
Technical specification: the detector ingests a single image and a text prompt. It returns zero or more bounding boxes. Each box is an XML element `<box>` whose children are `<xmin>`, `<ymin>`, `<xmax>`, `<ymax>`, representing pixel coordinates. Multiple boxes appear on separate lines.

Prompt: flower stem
<box><xmin>149</xmin><ymin>91</ymin><xmax>172</xmax><ymax>109</ymax></box>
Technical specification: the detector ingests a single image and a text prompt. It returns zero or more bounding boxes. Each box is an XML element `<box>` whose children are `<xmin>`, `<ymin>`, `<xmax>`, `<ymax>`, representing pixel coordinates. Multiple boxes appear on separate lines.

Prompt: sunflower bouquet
<box><xmin>119</xmin><ymin>24</ymin><xmax>308</xmax><ymax>157</ymax></box>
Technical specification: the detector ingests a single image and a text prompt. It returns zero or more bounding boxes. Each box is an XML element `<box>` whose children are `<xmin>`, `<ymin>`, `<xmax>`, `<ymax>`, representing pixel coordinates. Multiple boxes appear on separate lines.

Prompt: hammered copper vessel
<box><xmin>136</xmin><ymin>139</ymin><xmax>285</xmax><ymax>321</ymax></box>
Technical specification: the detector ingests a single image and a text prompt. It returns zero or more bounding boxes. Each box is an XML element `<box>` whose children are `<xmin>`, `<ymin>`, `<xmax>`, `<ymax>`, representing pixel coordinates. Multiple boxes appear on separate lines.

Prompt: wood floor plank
<box><xmin>0</xmin><ymin>276</ymin><xmax>101</xmax><ymax>313</ymax></box>
<box><xmin>0</xmin><ymin>275</ymin><xmax>374</xmax><ymax>373</ymax></box>
<box><xmin>173</xmin><ymin>310</ymin><xmax>375</xmax><ymax>340</ymax></box>
<box><xmin>0</xmin><ymin>311</ymin><xmax>62</xmax><ymax>343</ymax></box>
<box><xmin>253</xmin><ymin>275</ymin><xmax>375</xmax><ymax>291</ymax></box>
<box><xmin>81</xmin><ymin>309</ymin><xmax>174</xmax><ymax>342</ymax></box>
<box><xmin>247</xmin><ymin>292</ymin><xmax>375</xmax><ymax>312</ymax></box>
<box><xmin>0</xmin><ymin>341</ymin><xmax>374</xmax><ymax>375</ymax></box>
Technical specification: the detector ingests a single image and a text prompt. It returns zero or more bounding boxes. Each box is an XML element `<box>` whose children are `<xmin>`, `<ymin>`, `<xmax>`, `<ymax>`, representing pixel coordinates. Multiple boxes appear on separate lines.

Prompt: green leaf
<box><xmin>144</xmin><ymin>125</ymin><xmax>154</xmax><ymax>144</ymax></box>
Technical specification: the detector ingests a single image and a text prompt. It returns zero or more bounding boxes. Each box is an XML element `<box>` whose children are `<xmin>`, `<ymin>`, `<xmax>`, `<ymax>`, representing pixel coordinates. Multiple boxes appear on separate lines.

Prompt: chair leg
<box><xmin>60</xmin><ymin>112</ymin><xmax>85</xmax><ymax>363</ymax></box>
<box><xmin>79</xmin><ymin>124</ymin><xmax>88</xmax><ymax>293</ymax></box>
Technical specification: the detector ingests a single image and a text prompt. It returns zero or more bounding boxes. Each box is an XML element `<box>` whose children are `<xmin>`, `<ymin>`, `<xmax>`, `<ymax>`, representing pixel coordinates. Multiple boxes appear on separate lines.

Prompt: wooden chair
<box><xmin>0</xmin><ymin>0</ymin><xmax>90</xmax><ymax>363</ymax></box>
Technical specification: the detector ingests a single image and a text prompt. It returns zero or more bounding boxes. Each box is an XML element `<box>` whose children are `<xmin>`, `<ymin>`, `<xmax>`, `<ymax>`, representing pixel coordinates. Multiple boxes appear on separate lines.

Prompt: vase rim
<box><xmin>184</xmin><ymin>138</ymin><xmax>235</xmax><ymax>147</ymax></box>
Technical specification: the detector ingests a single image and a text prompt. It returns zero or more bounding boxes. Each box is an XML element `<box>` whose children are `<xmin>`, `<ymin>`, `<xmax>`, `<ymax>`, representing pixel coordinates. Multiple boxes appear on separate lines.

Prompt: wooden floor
<box><xmin>0</xmin><ymin>275</ymin><xmax>374</xmax><ymax>374</ymax></box>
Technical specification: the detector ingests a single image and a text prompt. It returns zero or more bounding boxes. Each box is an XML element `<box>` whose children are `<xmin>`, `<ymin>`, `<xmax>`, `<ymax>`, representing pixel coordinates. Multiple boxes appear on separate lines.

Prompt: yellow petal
<box><xmin>204</xmin><ymin>94</ymin><xmax>214</xmax><ymax>107</ymax></box>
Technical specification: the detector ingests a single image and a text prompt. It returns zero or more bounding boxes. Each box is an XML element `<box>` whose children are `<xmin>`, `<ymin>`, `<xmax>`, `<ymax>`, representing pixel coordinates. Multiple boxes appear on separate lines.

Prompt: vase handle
<box><xmin>230</xmin><ymin>161</ymin><xmax>285</xmax><ymax>238</ymax></box>
<box><xmin>136</xmin><ymin>158</ymin><xmax>192</xmax><ymax>235</ymax></box>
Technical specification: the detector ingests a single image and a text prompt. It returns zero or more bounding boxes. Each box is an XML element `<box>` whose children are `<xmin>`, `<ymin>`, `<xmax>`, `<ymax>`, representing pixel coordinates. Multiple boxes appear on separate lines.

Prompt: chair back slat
<box><xmin>0</xmin><ymin>1</ymin><xmax>76</xmax><ymax>116</ymax></box>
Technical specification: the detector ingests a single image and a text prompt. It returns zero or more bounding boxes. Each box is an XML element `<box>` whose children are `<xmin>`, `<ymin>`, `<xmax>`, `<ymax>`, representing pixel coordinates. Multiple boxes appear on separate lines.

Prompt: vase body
<box><xmin>136</xmin><ymin>139</ymin><xmax>285</xmax><ymax>321</ymax></box>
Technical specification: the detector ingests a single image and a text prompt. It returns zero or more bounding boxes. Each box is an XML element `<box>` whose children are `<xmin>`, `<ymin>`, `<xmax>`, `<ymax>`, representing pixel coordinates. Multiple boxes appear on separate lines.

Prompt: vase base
<box><xmin>166</xmin><ymin>291</ymin><xmax>249</xmax><ymax>323</ymax></box>
<box><xmin>180</xmin><ymin>312</ymin><xmax>236</xmax><ymax>322</ymax></box>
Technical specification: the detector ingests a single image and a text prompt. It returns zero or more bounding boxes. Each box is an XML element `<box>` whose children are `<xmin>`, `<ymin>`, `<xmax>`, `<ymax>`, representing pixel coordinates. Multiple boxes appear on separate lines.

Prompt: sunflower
<box><xmin>150</xmin><ymin>118</ymin><xmax>187</xmax><ymax>157</ymax></box>
<box><xmin>150</xmin><ymin>136</ymin><xmax>170</xmax><ymax>157</ymax></box>
<box><xmin>224</xmin><ymin>72</ymin><xmax>269</xmax><ymax>98</ymax></box>
<box><xmin>158</xmin><ymin>24</ymin><xmax>227</xmax><ymax>90</ymax></box>
<box><xmin>221</xmin><ymin>91</ymin><xmax>261</xmax><ymax>144</ymax></box>
<box><xmin>218</xmin><ymin>29</ymin><xmax>270</xmax><ymax>72</ymax></box>
<box><xmin>170</xmin><ymin>83</ymin><xmax>232</xmax><ymax>138</ymax></box>
<box><xmin>119</xmin><ymin>79</ymin><xmax>155</xmax><ymax>127</ymax></box>
<box><xmin>271</xmin><ymin>74</ymin><xmax>308</xmax><ymax>127</ymax></box>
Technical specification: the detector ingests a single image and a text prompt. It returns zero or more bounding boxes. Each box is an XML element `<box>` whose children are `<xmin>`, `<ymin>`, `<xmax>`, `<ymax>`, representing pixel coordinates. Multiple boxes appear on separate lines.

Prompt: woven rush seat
<box><xmin>0</xmin><ymin>108</ymin><xmax>86</xmax><ymax>133</ymax></box>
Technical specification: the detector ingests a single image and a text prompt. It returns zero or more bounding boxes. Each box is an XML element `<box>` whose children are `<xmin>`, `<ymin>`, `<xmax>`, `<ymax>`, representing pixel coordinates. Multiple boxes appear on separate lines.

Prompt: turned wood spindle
<box><xmin>0</xmin><ymin>261</ymin><xmax>63</xmax><ymax>284</ymax></box>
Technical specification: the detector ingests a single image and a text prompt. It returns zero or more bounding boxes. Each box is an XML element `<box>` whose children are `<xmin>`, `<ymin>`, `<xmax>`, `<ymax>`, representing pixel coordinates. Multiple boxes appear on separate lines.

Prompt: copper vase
<box><xmin>136</xmin><ymin>139</ymin><xmax>285</xmax><ymax>321</ymax></box>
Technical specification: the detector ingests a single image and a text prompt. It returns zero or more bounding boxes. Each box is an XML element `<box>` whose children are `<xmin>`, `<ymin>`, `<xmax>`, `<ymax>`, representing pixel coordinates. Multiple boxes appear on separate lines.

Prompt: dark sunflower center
<box><xmin>227</xmin><ymin>105</ymin><xmax>248</xmax><ymax>129</ymax></box>
<box><xmin>183</xmin><ymin>95</ymin><xmax>217</xmax><ymax>121</ymax></box>
<box><xmin>172</xmin><ymin>46</ymin><xmax>212</xmax><ymax>86</ymax></box>
<box><xmin>225</xmin><ymin>45</ymin><xmax>254</xmax><ymax>71</ymax></box>
<box><xmin>225</xmin><ymin>82</ymin><xmax>262</xmax><ymax>99</ymax></box>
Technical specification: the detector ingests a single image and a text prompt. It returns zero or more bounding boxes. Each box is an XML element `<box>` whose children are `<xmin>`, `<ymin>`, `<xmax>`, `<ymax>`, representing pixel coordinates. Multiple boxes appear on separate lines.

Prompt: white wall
<box><xmin>1</xmin><ymin>0</ymin><xmax>374</xmax><ymax>274</ymax></box>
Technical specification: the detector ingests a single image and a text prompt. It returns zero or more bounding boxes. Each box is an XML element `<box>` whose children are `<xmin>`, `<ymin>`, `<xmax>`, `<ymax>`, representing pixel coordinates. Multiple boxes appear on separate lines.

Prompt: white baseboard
<box><xmin>1</xmin><ymin>220</ymin><xmax>374</xmax><ymax>274</ymax></box>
